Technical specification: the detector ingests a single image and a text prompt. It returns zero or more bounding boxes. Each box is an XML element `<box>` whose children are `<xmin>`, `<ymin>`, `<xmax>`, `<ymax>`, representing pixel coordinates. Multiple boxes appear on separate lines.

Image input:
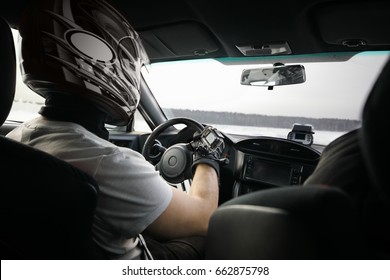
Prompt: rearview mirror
<box><xmin>241</xmin><ymin>64</ymin><xmax>306</xmax><ymax>87</ymax></box>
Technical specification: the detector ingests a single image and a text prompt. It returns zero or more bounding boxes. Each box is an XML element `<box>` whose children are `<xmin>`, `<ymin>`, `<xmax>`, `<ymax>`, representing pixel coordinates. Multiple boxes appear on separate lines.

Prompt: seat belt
<box><xmin>138</xmin><ymin>234</ymin><xmax>154</xmax><ymax>260</ymax></box>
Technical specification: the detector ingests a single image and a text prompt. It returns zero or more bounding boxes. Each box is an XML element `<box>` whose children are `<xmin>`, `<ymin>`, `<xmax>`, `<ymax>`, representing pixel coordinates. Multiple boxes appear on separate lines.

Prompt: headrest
<box><xmin>360</xmin><ymin>57</ymin><xmax>390</xmax><ymax>202</ymax></box>
<box><xmin>0</xmin><ymin>17</ymin><xmax>16</xmax><ymax>126</ymax></box>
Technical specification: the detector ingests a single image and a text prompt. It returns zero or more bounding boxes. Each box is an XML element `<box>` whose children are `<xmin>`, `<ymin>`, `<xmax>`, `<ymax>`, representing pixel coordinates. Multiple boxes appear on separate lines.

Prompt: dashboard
<box><xmin>218</xmin><ymin>135</ymin><xmax>321</xmax><ymax>203</ymax></box>
<box><xmin>108</xmin><ymin>127</ymin><xmax>322</xmax><ymax>205</ymax></box>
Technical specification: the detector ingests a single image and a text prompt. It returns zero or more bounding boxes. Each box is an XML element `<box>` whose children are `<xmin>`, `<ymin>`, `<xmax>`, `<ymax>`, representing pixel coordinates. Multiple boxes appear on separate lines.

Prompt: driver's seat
<box><xmin>0</xmin><ymin>17</ymin><xmax>104</xmax><ymax>259</ymax></box>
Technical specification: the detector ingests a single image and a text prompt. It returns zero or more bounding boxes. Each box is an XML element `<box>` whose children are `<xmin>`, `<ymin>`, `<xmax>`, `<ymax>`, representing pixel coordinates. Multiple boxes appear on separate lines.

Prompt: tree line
<box><xmin>165</xmin><ymin>108</ymin><xmax>361</xmax><ymax>132</ymax></box>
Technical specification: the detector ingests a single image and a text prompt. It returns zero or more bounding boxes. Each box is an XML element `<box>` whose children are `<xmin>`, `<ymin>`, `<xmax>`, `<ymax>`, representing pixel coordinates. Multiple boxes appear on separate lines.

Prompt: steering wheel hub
<box><xmin>168</xmin><ymin>156</ymin><xmax>178</xmax><ymax>166</ymax></box>
<box><xmin>158</xmin><ymin>144</ymin><xmax>191</xmax><ymax>183</ymax></box>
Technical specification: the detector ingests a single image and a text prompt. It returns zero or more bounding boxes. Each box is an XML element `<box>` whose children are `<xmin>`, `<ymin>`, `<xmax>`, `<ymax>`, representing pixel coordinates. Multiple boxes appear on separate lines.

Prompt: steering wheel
<box><xmin>142</xmin><ymin>117</ymin><xmax>204</xmax><ymax>184</ymax></box>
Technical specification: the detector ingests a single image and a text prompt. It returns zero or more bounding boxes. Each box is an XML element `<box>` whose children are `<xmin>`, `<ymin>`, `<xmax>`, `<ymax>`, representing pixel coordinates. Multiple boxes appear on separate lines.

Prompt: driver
<box><xmin>6</xmin><ymin>0</ymin><xmax>224</xmax><ymax>260</ymax></box>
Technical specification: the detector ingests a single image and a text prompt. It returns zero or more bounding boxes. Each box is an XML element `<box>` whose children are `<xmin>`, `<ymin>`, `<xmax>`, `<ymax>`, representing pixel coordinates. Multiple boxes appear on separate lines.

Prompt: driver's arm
<box><xmin>144</xmin><ymin>163</ymin><xmax>219</xmax><ymax>240</ymax></box>
<box><xmin>144</xmin><ymin>126</ymin><xmax>224</xmax><ymax>240</ymax></box>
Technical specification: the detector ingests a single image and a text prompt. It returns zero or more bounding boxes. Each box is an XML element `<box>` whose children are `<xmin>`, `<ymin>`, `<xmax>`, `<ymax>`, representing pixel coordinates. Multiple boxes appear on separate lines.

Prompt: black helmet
<box><xmin>18</xmin><ymin>0</ymin><xmax>149</xmax><ymax>126</ymax></box>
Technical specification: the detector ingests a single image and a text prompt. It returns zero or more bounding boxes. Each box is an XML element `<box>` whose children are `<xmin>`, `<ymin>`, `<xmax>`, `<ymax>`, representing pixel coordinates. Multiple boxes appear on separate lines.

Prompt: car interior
<box><xmin>1</xmin><ymin>0</ymin><xmax>390</xmax><ymax>260</ymax></box>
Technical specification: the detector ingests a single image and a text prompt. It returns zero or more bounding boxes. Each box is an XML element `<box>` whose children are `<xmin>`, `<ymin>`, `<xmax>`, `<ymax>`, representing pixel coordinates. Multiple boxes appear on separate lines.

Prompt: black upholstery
<box><xmin>0</xmin><ymin>17</ymin><xmax>104</xmax><ymax>259</ymax></box>
<box><xmin>361</xmin><ymin>58</ymin><xmax>390</xmax><ymax>202</ymax></box>
<box><xmin>0</xmin><ymin>137</ymin><xmax>103</xmax><ymax>259</ymax></box>
<box><xmin>206</xmin><ymin>186</ymin><xmax>361</xmax><ymax>259</ymax></box>
<box><xmin>359</xmin><ymin>58</ymin><xmax>390</xmax><ymax>256</ymax></box>
<box><xmin>205</xmin><ymin>204</ymin><xmax>316</xmax><ymax>260</ymax></box>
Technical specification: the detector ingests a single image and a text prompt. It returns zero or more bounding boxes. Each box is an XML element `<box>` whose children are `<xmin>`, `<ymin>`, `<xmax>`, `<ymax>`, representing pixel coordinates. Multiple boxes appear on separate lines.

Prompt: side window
<box><xmin>10</xmin><ymin>29</ymin><xmax>44</xmax><ymax>123</ymax></box>
<box><xmin>133</xmin><ymin>110</ymin><xmax>151</xmax><ymax>132</ymax></box>
<box><xmin>106</xmin><ymin>110</ymin><xmax>151</xmax><ymax>133</ymax></box>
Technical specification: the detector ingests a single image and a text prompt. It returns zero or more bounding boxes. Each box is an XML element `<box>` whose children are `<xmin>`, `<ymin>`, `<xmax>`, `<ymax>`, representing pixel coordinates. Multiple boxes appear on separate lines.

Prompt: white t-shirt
<box><xmin>7</xmin><ymin>116</ymin><xmax>173</xmax><ymax>259</ymax></box>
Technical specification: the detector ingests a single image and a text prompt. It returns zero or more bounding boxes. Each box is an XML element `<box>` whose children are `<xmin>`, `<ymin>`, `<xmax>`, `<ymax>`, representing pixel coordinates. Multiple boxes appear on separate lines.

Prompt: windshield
<box><xmin>142</xmin><ymin>51</ymin><xmax>390</xmax><ymax>146</ymax></box>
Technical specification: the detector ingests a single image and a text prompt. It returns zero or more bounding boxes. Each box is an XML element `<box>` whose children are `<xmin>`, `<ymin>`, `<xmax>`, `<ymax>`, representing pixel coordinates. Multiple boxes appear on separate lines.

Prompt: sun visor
<box><xmin>139</xmin><ymin>21</ymin><xmax>220</xmax><ymax>62</ymax></box>
<box><xmin>316</xmin><ymin>2</ymin><xmax>390</xmax><ymax>47</ymax></box>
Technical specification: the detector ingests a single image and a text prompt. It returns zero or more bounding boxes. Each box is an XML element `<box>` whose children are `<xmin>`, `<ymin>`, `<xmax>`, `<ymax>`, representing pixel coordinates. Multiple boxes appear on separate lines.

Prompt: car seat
<box><xmin>359</xmin><ymin>56</ymin><xmax>390</xmax><ymax>257</ymax></box>
<box><xmin>0</xmin><ymin>16</ymin><xmax>105</xmax><ymax>259</ymax></box>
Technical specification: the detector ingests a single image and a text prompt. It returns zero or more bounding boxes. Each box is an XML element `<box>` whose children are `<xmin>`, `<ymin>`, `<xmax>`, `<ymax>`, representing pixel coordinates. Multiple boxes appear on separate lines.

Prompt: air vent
<box><xmin>239</xmin><ymin>138</ymin><xmax>320</xmax><ymax>160</ymax></box>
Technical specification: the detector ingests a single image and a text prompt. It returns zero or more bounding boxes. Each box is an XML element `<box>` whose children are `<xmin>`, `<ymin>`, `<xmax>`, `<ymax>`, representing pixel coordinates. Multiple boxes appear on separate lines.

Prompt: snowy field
<box><xmin>8</xmin><ymin>101</ymin><xmax>347</xmax><ymax>147</ymax></box>
<box><xmin>211</xmin><ymin>124</ymin><xmax>347</xmax><ymax>146</ymax></box>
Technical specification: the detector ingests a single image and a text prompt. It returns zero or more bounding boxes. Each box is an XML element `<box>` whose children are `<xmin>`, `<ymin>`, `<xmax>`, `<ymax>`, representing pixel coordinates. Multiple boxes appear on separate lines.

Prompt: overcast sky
<box><xmin>143</xmin><ymin>52</ymin><xmax>389</xmax><ymax>120</ymax></box>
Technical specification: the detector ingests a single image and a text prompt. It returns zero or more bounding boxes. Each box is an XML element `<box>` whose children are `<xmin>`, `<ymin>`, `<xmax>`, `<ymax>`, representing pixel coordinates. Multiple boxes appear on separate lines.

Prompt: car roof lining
<box><xmin>1</xmin><ymin>0</ymin><xmax>390</xmax><ymax>64</ymax></box>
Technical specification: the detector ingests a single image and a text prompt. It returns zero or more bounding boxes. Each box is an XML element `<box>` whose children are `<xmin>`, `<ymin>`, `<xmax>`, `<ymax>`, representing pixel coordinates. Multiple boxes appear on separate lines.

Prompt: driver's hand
<box><xmin>190</xmin><ymin>126</ymin><xmax>225</xmax><ymax>177</ymax></box>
